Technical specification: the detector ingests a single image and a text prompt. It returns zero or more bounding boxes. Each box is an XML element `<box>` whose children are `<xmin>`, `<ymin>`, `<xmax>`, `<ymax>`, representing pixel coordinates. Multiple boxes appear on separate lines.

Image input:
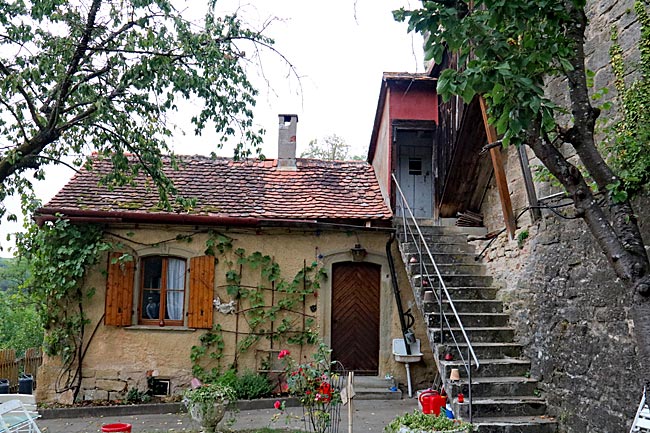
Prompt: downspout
<box><xmin>386</xmin><ymin>232</ymin><xmax>412</xmax><ymax>355</ymax></box>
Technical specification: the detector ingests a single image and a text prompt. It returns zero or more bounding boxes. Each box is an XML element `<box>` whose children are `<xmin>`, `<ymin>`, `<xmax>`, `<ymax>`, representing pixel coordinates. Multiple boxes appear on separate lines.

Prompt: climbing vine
<box><xmin>607</xmin><ymin>1</ymin><xmax>650</xmax><ymax>200</ymax></box>
<box><xmin>17</xmin><ymin>219</ymin><xmax>325</xmax><ymax>387</ymax></box>
<box><xmin>16</xmin><ymin>218</ymin><xmax>112</xmax><ymax>398</ymax></box>
<box><xmin>190</xmin><ymin>231</ymin><xmax>325</xmax><ymax>382</ymax></box>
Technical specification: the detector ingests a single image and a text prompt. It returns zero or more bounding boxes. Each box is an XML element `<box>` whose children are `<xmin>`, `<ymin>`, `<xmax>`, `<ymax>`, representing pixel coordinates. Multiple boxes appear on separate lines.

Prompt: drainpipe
<box><xmin>386</xmin><ymin>232</ymin><xmax>412</xmax><ymax>355</ymax></box>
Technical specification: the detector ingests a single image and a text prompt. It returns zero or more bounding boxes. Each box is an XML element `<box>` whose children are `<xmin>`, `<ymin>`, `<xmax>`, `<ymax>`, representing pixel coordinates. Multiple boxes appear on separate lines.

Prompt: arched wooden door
<box><xmin>331</xmin><ymin>261</ymin><xmax>381</xmax><ymax>374</ymax></box>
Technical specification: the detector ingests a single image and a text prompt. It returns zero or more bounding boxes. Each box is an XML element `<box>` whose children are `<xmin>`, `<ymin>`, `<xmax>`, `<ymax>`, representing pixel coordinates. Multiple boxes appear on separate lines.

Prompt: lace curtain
<box><xmin>166</xmin><ymin>258</ymin><xmax>185</xmax><ymax>321</ymax></box>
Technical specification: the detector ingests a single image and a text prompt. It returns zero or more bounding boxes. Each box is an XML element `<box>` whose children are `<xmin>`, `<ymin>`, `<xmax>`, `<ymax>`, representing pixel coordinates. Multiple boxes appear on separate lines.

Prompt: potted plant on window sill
<box><xmin>384</xmin><ymin>411</ymin><xmax>473</xmax><ymax>433</ymax></box>
<box><xmin>183</xmin><ymin>382</ymin><xmax>236</xmax><ymax>433</ymax></box>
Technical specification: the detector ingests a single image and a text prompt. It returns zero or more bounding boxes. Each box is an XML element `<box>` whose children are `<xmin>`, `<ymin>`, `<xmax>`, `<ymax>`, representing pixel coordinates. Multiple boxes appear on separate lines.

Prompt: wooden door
<box><xmin>331</xmin><ymin>262</ymin><xmax>381</xmax><ymax>374</ymax></box>
<box><xmin>397</xmin><ymin>130</ymin><xmax>434</xmax><ymax>218</ymax></box>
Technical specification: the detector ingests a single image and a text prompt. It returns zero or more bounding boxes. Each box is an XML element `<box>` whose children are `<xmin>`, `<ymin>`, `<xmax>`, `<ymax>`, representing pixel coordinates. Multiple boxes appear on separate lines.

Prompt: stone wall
<box><xmin>474</xmin><ymin>1</ymin><xmax>648</xmax><ymax>431</ymax></box>
<box><xmin>478</xmin><ymin>203</ymin><xmax>648</xmax><ymax>432</ymax></box>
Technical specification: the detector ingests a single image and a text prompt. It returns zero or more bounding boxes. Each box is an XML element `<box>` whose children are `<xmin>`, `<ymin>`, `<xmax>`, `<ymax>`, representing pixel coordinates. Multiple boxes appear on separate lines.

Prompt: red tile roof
<box><xmin>38</xmin><ymin>155</ymin><xmax>392</xmax><ymax>224</ymax></box>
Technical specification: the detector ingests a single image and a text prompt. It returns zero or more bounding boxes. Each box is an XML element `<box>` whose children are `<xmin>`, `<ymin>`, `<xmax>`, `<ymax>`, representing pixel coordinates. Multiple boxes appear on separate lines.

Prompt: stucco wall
<box><xmin>372</xmin><ymin>100</ymin><xmax>393</xmax><ymax>210</ymax></box>
<box><xmin>37</xmin><ymin>224</ymin><xmax>433</xmax><ymax>403</ymax></box>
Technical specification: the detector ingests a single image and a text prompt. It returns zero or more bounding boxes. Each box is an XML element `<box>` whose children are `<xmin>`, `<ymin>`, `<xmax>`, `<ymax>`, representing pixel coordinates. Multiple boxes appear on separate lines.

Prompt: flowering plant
<box><xmin>274</xmin><ymin>344</ymin><xmax>341</xmax><ymax>433</ymax></box>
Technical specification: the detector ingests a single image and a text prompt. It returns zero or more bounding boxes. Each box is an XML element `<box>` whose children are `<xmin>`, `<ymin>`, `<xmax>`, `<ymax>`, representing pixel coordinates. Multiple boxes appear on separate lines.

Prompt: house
<box><xmin>34</xmin><ymin>114</ymin><xmax>436</xmax><ymax>403</ymax></box>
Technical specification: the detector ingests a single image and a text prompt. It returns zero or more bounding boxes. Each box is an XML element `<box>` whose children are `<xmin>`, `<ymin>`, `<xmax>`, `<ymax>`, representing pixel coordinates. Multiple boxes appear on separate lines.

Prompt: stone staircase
<box><xmin>399</xmin><ymin>225</ymin><xmax>557</xmax><ymax>433</ymax></box>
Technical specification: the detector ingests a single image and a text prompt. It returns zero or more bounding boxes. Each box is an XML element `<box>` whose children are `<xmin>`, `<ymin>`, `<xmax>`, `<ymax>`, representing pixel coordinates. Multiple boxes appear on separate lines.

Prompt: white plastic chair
<box><xmin>631</xmin><ymin>387</ymin><xmax>650</xmax><ymax>433</ymax></box>
<box><xmin>0</xmin><ymin>396</ymin><xmax>41</xmax><ymax>433</ymax></box>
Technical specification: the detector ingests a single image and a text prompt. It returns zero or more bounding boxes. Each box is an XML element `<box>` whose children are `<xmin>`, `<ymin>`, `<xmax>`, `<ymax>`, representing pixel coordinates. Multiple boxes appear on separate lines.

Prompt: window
<box><xmin>140</xmin><ymin>256</ymin><xmax>186</xmax><ymax>326</ymax></box>
<box><xmin>105</xmin><ymin>252</ymin><xmax>215</xmax><ymax>329</ymax></box>
<box><xmin>409</xmin><ymin>158</ymin><xmax>423</xmax><ymax>175</ymax></box>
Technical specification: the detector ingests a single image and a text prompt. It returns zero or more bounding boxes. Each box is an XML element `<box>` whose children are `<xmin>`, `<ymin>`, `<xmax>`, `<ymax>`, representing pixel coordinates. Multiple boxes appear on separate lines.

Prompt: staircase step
<box><xmin>454</xmin><ymin>396</ymin><xmax>548</xmax><ymax>418</ymax></box>
<box><xmin>408</xmin><ymin>224</ymin><xmax>487</xmax><ymax>236</ymax></box>
<box><xmin>353</xmin><ymin>375</ymin><xmax>395</xmax><ymax>388</ymax></box>
<box><xmin>352</xmin><ymin>376</ymin><xmax>403</xmax><ymax>400</ymax></box>
<box><xmin>429</xmin><ymin>326</ymin><xmax>515</xmax><ymax>344</ymax></box>
<box><xmin>439</xmin><ymin>358</ymin><xmax>531</xmax><ymax>379</ymax></box>
<box><xmin>402</xmin><ymin>241</ymin><xmax>476</xmax><ymax>254</ymax></box>
<box><xmin>430</xmin><ymin>252</ymin><xmax>479</xmax><ymax>264</ymax></box>
<box><xmin>423</xmin><ymin>287</ymin><xmax>499</xmax><ymax>301</ymax></box>
<box><xmin>471</xmin><ymin>416</ymin><xmax>557</xmax><ymax>433</ymax></box>
<box><xmin>438</xmin><ymin>342</ymin><xmax>524</xmax><ymax>360</ymax></box>
<box><xmin>408</xmin><ymin>263</ymin><xmax>485</xmax><ymax>276</ymax></box>
<box><xmin>401</xmin><ymin>233</ymin><xmax>473</xmax><ymax>244</ymax></box>
<box><xmin>428</xmin><ymin>312</ymin><xmax>510</xmax><ymax>328</ymax></box>
<box><xmin>442</xmin><ymin>300</ymin><xmax>504</xmax><ymax>313</ymax></box>
<box><xmin>446</xmin><ymin>376</ymin><xmax>540</xmax><ymax>397</ymax></box>
<box><xmin>353</xmin><ymin>388</ymin><xmax>403</xmax><ymax>400</ymax></box>
<box><xmin>422</xmin><ymin>294</ymin><xmax>503</xmax><ymax>314</ymax></box>
<box><xmin>413</xmin><ymin>274</ymin><xmax>494</xmax><ymax>287</ymax></box>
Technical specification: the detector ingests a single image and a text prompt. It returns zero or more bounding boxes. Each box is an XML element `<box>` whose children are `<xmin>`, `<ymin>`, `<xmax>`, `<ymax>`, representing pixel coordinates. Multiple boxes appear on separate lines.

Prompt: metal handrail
<box><xmin>392</xmin><ymin>173</ymin><xmax>479</xmax><ymax>421</ymax></box>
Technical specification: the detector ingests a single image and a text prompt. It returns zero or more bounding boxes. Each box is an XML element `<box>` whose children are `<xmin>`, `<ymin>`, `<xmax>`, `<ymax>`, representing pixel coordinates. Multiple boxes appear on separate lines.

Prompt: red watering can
<box><xmin>419</xmin><ymin>390</ymin><xmax>447</xmax><ymax>415</ymax></box>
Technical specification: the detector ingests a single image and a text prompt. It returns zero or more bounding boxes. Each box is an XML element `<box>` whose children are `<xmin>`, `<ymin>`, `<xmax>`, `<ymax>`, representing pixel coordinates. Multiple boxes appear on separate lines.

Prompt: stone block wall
<box><xmin>477</xmin><ymin>208</ymin><xmax>647</xmax><ymax>432</ymax></box>
<box><xmin>473</xmin><ymin>1</ymin><xmax>648</xmax><ymax>431</ymax></box>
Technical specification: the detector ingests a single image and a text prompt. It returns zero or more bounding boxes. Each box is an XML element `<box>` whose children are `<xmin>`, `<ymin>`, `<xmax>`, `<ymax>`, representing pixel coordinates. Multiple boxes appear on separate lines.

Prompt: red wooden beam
<box><xmin>479</xmin><ymin>97</ymin><xmax>516</xmax><ymax>239</ymax></box>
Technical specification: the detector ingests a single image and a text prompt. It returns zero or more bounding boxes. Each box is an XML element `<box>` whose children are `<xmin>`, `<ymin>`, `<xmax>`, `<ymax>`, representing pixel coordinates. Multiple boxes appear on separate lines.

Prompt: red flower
<box><xmin>318</xmin><ymin>382</ymin><xmax>332</xmax><ymax>403</ymax></box>
<box><xmin>274</xmin><ymin>400</ymin><xmax>283</xmax><ymax>410</ymax></box>
<box><xmin>278</xmin><ymin>349</ymin><xmax>290</xmax><ymax>359</ymax></box>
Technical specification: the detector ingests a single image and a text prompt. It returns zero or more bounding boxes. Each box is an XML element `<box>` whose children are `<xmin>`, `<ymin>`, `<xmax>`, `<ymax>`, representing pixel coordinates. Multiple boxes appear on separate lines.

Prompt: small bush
<box><xmin>233</xmin><ymin>370</ymin><xmax>273</xmax><ymax>400</ymax></box>
<box><xmin>214</xmin><ymin>369</ymin><xmax>238</xmax><ymax>389</ymax></box>
<box><xmin>126</xmin><ymin>387</ymin><xmax>151</xmax><ymax>404</ymax></box>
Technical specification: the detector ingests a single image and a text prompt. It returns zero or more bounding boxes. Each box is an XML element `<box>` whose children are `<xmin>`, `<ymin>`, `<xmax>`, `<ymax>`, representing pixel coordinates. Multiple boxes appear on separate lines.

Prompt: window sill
<box><xmin>124</xmin><ymin>325</ymin><xmax>197</xmax><ymax>332</ymax></box>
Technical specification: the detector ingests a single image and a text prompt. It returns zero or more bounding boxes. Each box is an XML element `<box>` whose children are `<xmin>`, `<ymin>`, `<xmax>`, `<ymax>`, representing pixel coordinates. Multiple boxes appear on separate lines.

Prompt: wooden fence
<box><xmin>0</xmin><ymin>348</ymin><xmax>42</xmax><ymax>393</ymax></box>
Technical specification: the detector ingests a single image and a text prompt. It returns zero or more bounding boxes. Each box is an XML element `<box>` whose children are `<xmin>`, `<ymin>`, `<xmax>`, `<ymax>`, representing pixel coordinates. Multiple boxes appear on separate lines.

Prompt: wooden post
<box><xmin>517</xmin><ymin>145</ymin><xmax>541</xmax><ymax>221</ymax></box>
<box><xmin>479</xmin><ymin>96</ymin><xmax>516</xmax><ymax>239</ymax></box>
<box><xmin>348</xmin><ymin>372</ymin><xmax>354</xmax><ymax>433</ymax></box>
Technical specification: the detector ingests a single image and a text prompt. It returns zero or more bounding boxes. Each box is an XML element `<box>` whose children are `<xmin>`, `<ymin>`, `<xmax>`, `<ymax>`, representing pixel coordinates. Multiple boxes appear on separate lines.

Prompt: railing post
<box><xmin>468</xmin><ymin>346</ymin><xmax>473</xmax><ymax>424</ymax></box>
<box><xmin>418</xmin><ymin>236</ymin><xmax>423</xmax><ymax>293</ymax></box>
<box><xmin>439</xmin><ymin>281</ymin><xmax>444</xmax><ymax>344</ymax></box>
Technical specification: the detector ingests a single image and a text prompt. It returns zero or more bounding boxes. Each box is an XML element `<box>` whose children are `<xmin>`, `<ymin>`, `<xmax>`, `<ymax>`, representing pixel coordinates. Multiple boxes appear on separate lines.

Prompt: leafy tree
<box><xmin>395</xmin><ymin>0</ymin><xmax>650</xmax><ymax>386</ymax></box>
<box><xmin>0</xmin><ymin>0</ymin><xmax>273</xmax><ymax>224</ymax></box>
<box><xmin>300</xmin><ymin>134</ymin><xmax>363</xmax><ymax>161</ymax></box>
<box><xmin>0</xmin><ymin>258</ymin><xmax>42</xmax><ymax>355</ymax></box>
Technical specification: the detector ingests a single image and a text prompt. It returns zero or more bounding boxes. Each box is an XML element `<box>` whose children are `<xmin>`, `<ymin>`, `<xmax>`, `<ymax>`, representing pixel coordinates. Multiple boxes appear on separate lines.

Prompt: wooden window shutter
<box><xmin>105</xmin><ymin>252</ymin><xmax>135</xmax><ymax>326</ymax></box>
<box><xmin>188</xmin><ymin>255</ymin><xmax>215</xmax><ymax>329</ymax></box>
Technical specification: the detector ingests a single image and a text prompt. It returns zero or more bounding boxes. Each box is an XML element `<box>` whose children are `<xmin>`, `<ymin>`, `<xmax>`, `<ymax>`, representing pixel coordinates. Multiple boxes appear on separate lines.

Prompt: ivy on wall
<box><xmin>607</xmin><ymin>1</ymin><xmax>650</xmax><ymax>200</ymax></box>
<box><xmin>16</xmin><ymin>219</ymin><xmax>112</xmax><ymax>399</ymax></box>
<box><xmin>18</xmin><ymin>221</ymin><xmax>325</xmax><ymax>392</ymax></box>
<box><xmin>191</xmin><ymin>230</ymin><xmax>324</xmax><ymax>381</ymax></box>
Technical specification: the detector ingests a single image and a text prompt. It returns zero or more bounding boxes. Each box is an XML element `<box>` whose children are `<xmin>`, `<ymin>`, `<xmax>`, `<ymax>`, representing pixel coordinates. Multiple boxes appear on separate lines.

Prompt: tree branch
<box><xmin>0</xmin><ymin>95</ymin><xmax>28</xmax><ymax>140</ymax></box>
<box><xmin>563</xmin><ymin>2</ymin><xmax>649</xmax><ymax>274</ymax></box>
<box><xmin>50</xmin><ymin>0</ymin><xmax>103</xmax><ymax>128</ymax></box>
<box><xmin>527</xmin><ymin>121</ymin><xmax>639</xmax><ymax>283</ymax></box>
<box><xmin>0</xmin><ymin>61</ymin><xmax>44</xmax><ymax>129</ymax></box>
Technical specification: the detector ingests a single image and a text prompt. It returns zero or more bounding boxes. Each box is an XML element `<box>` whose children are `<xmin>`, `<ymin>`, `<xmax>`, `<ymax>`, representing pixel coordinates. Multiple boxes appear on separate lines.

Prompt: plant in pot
<box><xmin>183</xmin><ymin>382</ymin><xmax>236</xmax><ymax>433</ymax></box>
<box><xmin>384</xmin><ymin>410</ymin><xmax>473</xmax><ymax>433</ymax></box>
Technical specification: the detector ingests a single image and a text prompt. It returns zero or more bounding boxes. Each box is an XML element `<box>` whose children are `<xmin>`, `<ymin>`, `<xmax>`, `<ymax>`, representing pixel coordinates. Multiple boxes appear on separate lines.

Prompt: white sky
<box><xmin>0</xmin><ymin>1</ymin><xmax>423</xmax><ymax>256</ymax></box>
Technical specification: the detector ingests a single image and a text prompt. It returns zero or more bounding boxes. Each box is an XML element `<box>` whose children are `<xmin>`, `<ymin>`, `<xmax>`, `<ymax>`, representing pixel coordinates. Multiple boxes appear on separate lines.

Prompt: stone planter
<box><xmin>188</xmin><ymin>401</ymin><xmax>226</xmax><ymax>433</ymax></box>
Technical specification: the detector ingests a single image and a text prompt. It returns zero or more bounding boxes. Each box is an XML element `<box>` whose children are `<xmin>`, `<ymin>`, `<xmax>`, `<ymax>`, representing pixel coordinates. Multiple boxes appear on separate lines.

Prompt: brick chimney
<box><xmin>277</xmin><ymin>114</ymin><xmax>298</xmax><ymax>170</ymax></box>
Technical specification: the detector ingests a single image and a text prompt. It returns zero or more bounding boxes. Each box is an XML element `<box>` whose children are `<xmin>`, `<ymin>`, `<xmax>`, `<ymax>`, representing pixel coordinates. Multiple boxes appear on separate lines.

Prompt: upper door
<box><xmin>396</xmin><ymin>129</ymin><xmax>434</xmax><ymax>218</ymax></box>
<box><xmin>331</xmin><ymin>261</ymin><xmax>381</xmax><ymax>375</ymax></box>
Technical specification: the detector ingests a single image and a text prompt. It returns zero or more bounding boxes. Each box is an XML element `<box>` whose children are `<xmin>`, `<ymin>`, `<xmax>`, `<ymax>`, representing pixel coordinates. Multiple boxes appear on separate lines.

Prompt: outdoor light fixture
<box><xmin>449</xmin><ymin>368</ymin><xmax>460</xmax><ymax>381</ymax></box>
<box><xmin>350</xmin><ymin>244</ymin><xmax>367</xmax><ymax>261</ymax></box>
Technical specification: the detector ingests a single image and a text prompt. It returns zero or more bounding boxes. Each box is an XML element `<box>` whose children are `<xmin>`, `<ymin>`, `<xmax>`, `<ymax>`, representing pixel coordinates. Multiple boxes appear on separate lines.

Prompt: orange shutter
<box><xmin>188</xmin><ymin>255</ymin><xmax>215</xmax><ymax>329</ymax></box>
<box><xmin>105</xmin><ymin>252</ymin><xmax>135</xmax><ymax>326</ymax></box>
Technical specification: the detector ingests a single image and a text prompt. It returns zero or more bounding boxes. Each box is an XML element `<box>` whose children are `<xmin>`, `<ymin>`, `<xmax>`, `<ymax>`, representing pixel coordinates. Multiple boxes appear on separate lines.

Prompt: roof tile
<box><xmin>42</xmin><ymin>155</ymin><xmax>392</xmax><ymax>222</ymax></box>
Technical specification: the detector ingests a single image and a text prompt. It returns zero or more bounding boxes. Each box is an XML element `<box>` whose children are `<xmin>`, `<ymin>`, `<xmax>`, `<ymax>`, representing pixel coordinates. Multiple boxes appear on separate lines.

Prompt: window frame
<box><xmin>137</xmin><ymin>255</ymin><xmax>188</xmax><ymax>327</ymax></box>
